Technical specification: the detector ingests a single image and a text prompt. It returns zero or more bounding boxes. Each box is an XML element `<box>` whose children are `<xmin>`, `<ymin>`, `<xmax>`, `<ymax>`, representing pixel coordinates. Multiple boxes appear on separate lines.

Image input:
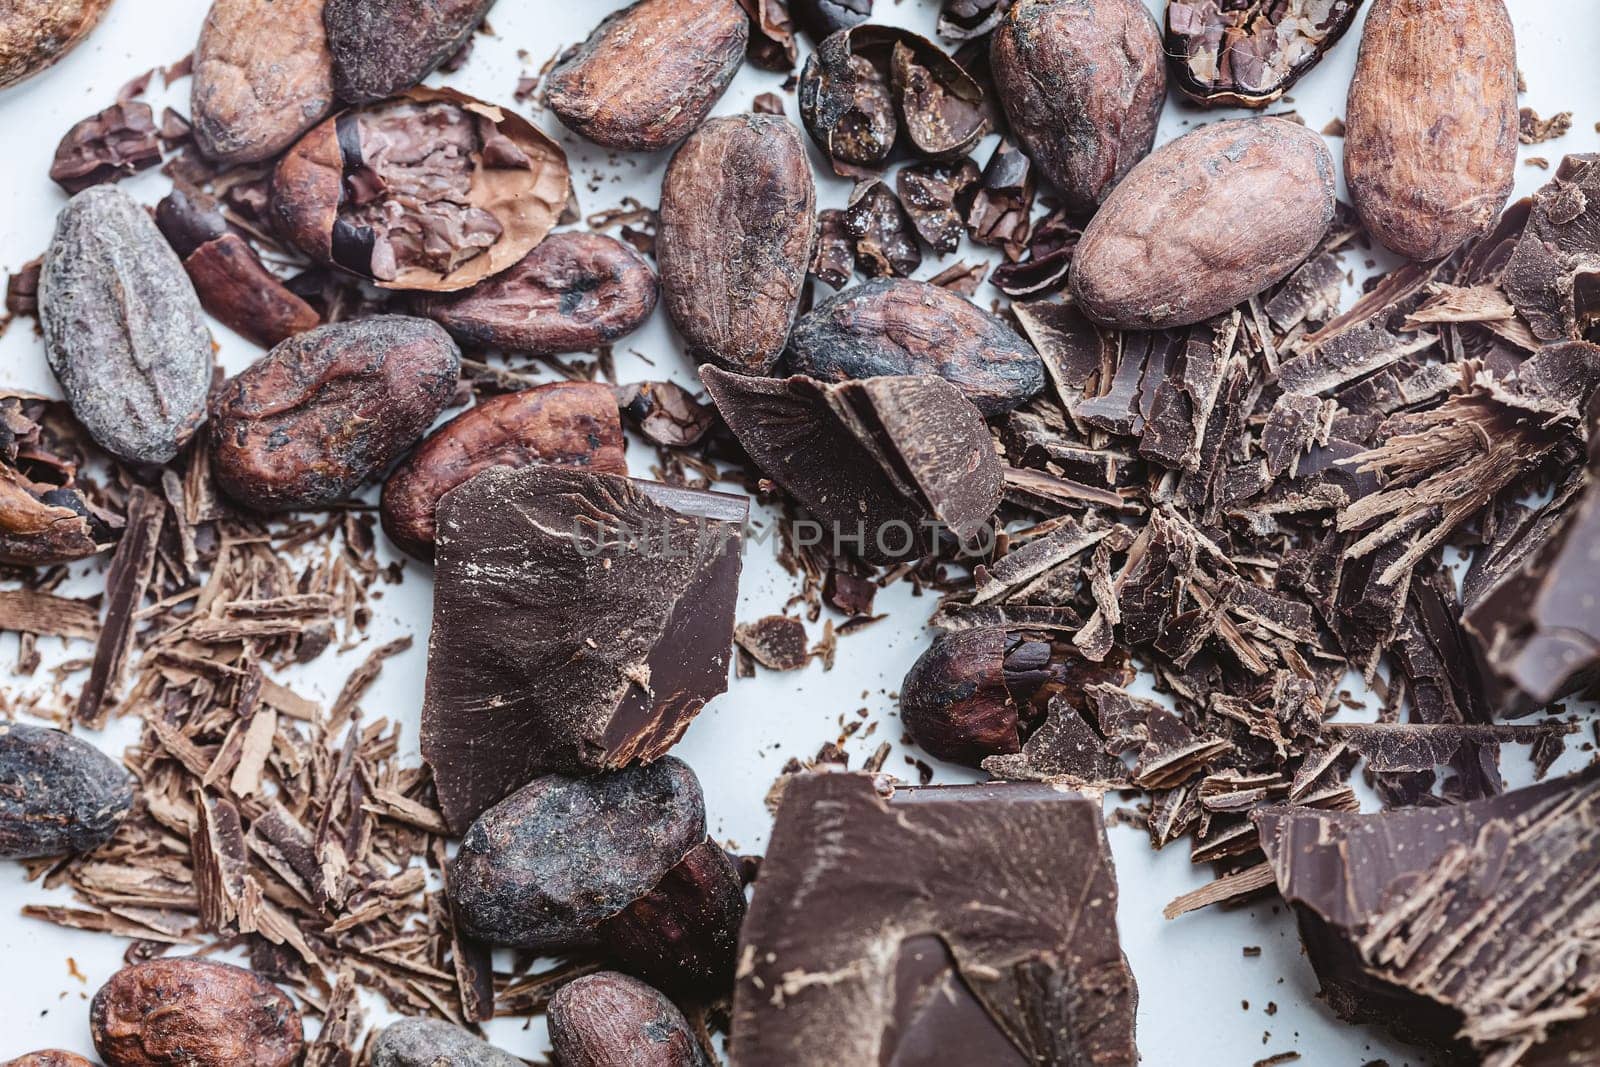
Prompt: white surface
<box><xmin>0</xmin><ymin>1</ymin><xmax>1593</xmax><ymax>1063</ymax></box>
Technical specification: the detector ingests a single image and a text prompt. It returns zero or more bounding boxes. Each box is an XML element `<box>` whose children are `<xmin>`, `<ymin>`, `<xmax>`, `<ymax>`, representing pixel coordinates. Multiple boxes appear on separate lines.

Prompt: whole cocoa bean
<box><xmin>323</xmin><ymin>0</ymin><xmax>494</xmax><ymax>105</ymax></box>
<box><xmin>209</xmin><ymin>316</ymin><xmax>460</xmax><ymax>512</ymax></box>
<box><xmin>1344</xmin><ymin>0</ymin><xmax>1518</xmax><ymax>261</ymax></box>
<box><xmin>990</xmin><ymin>0</ymin><xmax>1165</xmax><ymax>215</ymax></box>
<box><xmin>38</xmin><ymin>186</ymin><xmax>213</xmax><ymax>466</ymax></box>
<box><xmin>0</xmin><ymin>723</ymin><xmax>134</xmax><ymax>858</ymax></box>
<box><xmin>370</xmin><ymin>1019</ymin><xmax>523</xmax><ymax>1067</ymax></box>
<box><xmin>1070</xmin><ymin>117</ymin><xmax>1335</xmax><ymax>330</ymax></box>
<box><xmin>549</xmin><ymin>972</ymin><xmax>710</xmax><ymax>1067</ymax></box>
<box><xmin>90</xmin><ymin>959</ymin><xmax>303</xmax><ymax>1067</ymax></box>
<box><xmin>192</xmin><ymin>0</ymin><xmax>335</xmax><ymax>165</ymax></box>
<box><xmin>0</xmin><ymin>0</ymin><xmax>111</xmax><ymax>89</ymax></box>
<box><xmin>787</xmin><ymin>278</ymin><xmax>1044</xmax><ymax>416</ymax></box>
<box><xmin>600</xmin><ymin>838</ymin><xmax>746</xmax><ymax>992</ymax></box>
<box><xmin>547</xmin><ymin>0</ymin><xmax>749</xmax><ymax>153</ymax></box>
<box><xmin>414</xmin><ymin>232</ymin><xmax>657</xmax><ymax>355</ymax></box>
<box><xmin>2</xmin><ymin>1053</ymin><xmax>97</xmax><ymax>1067</ymax></box>
<box><xmin>658</xmin><ymin>115</ymin><xmax>816</xmax><ymax>375</ymax></box>
<box><xmin>380</xmin><ymin>382</ymin><xmax>627</xmax><ymax>561</ymax></box>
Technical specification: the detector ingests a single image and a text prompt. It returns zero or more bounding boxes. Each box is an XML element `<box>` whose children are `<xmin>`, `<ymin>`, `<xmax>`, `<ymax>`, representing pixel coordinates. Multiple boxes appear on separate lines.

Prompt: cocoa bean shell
<box><xmin>787</xmin><ymin>278</ymin><xmax>1044</xmax><ymax>416</ymax></box>
<box><xmin>1344</xmin><ymin>0</ymin><xmax>1518</xmax><ymax>261</ymax></box>
<box><xmin>0</xmin><ymin>0</ymin><xmax>111</xmax><ymax>89</ymax></box>
<box><xmin>0</xmin><ymin>722</ymin><xmax>133</xmax><ymax>859</ymax></box>
<box><xmin>1166</xmin><ymin>0</ymin><xmax>1362</xmax><ymax>109</ymax></box>
<box><xmin>546</xmin><ymin>0</ymin><xmax>749</xmax><ymax>152</ymax></box>
<box><xmin>1070</xmin><ymin>117</ymin><xmax>1336</xmax><ymax>330</ymax></box>
<box><xmin>414</xmin><ymin>231</ymin><xmax>657</xmax><ymax>355</ymax></box>
<box><xmin>549</xmin><ymin>972</ymin><xmax>711</xmax><ymax>1067</ymax></box>
<box><xmin>38</xmin><ymin>186</ymin><xmax>213</xmax><ymax>466</ymax></box>
<box><xmin>658</xmin><ymin>115</ymin><xmax>816</xmax><ymax>375</ymax></box>
<box><xmin>209</xmin><ymin>316</ymin><xmax>461</xmax><ymax>512</ymax></box>
<box><xmin>90</xmin><ymin>959</ymin><xmax>303</xmax><ymax>1067</ymax></box>
<box><xmin>379</xmin><ymin>381</ymin><xmax>627</xmax><ymax>561</ymax></box>
<box><xmin>323</xmin><ymin>0</ymin><xmax>494</xmax><ymax>105</ymax></box>
<box><xmin>370</xmin><ymin>1019</ymin><xmax>523</xmax><ymax>1067</ymax></box>
<box><xmin>0</xmin><ymin>466</ymin><xmax>111</xmax><ymax>567</ymax></box>
<box><xmin>990</xmin><ymin>0</ymin><xmax>1166</xmax><ymax>215</ymax></box>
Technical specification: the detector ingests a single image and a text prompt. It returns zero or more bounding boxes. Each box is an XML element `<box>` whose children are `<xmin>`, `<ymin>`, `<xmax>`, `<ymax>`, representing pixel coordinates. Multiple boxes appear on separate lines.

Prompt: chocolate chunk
<box><xmin>1166</xmin><ymin>0</ymin><xmax>1362</xmax><ymax>109</ymax></box>
<box><xmin>49</xmin><ymin>100</ymin><xmax>162</xmax><ymax>193</ymax></box>
<box><xmin>732</xmin><ymin>773</ymin><xmax>1138</xmax><ymax>1066</ymax></box>
<box><xmin>422</xmin><ymin>466</ymin><xmax>747</xmax><ymax>831</ymax></box>
<box><xmin>1504</xmin><ymin>154</ymin><xmax>1600</xmax><ymax>343</ymax></box>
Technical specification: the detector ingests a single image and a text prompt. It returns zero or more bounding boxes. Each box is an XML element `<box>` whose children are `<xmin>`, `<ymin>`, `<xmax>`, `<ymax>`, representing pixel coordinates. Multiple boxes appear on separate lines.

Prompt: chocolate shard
<box><xmin>421</xmin><ymin>466</ymin><xmax>747</xmax><ymax>832</ymax></box>
<box><xmin>732</xmin><ymin>773</ymin><xmax>1138</xmax><ymax>1066</ymax></box>
<box><xmin>1504</xmin><ymin>154</ymin><xmax>1600</xmax><ymax>343</ymax></box>
<box><xmin>701</xmin><ymin>368</ymin><xmax>1003</xmax><ymax>565</ymax></box>
<box><xmin>1255</xmin><ymin>764</ymin><xmax>1600</xmax><ymax>1064</ymax></box>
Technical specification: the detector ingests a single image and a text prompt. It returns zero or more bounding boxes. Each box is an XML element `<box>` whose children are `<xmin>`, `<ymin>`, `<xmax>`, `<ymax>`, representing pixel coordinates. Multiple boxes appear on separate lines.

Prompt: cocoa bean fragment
<box><xmin>897</xmin><ymin>159</ymin><xmax>980</xmax><ymax>255</ymax></box>
<box><xmin>0</xmin><ymin>0</ymin><xmax>112</xmax><ymax>89</ymax></box>
<box><xmin>1070</xmin><ymin>117</ymin><xmax>1336</xmax><ymax>330</ymax></box>
<box><xmin>1344</xmin><ymin>0</ymin><xmax>1518</xmax><ymax>261</ymax></box>
<box><xmin>549</xmin><ymin>972</ymin><xmax>711</xmax><ymax>1067</ymax></box>
<box><xmin>547</xmin><ymin>0</ymin><xmax>749</xmax><ymax>153</ymax></box>
<box><xmin>1167</xmin><ymin>0</ymin><xmax>1362</xmax><ymax>109</ymax></box>
<box><xmin>370</xmin><ymin>1019</ymin><xmax>523</xmax><ymax>1067</ymax></box>
<box><xmin>844</xmin><ymin>181</ymin><xmax>921</xmax><ymax>279</ymax></box>
<box><xmin>939</xmin><ymin>0</ymin><xmax>1008</xmax><ymax>41</ymax></box>
<box><xmin>192</xmin><ymin>0</ymin><xmax>335</xmax><ymax>165</ymax></box>
<box><xmin>617</xmin><ymin>381</ymin><xmax>716</xmax><ymax>449</ymax></box>
<box><xmin>90</xmin><ymin>958</ymin><xmax>303</xmax><ymax>1067</ymax></box>
<box><xmin>323</xmin><ymin>0</ymin><xmax>494</xmax><ymax>105</ymax></box>
<box><xmin>787</xmin><ymin>279</ymin><xmax>1045</xmax><ymax>417</ymax></box>
<box><xmin>793</xmin><ymin>0</ymin><xmax>871</xmax><ymax>40</ymax></box>
<box><xmin>380</xmin><ymin>381</ymin><xmax>627</xmax><ymax>560</ymax></box>
<box><xmin>2</xmin><ymin>1054</ymin><xmax>97</xmax><ymax>1067</ymax></box>
<box><xmin>49</xmin><ymin>101</ymin><xmax>162</xmax><ymax>194</ymax></box>
<box><xmin>966</xmin><ymin>137</ymin><xmax>1035</xmax><ymax>259</ymax></box>
<box><xmin>209</xmin><ymin>316</ymin><xmax>461</xmax><ymax>512</ymax></box>
<box><xmin>658</xmin><ymin>115</ymin><xmax>816</xmax><ymax>375</ymax></box>
<box><xmin>739</xmin><ymin>0</ymin><xmax>798</xmax><ymax>72</ymax></box>
<box><xmin>810</xmin><ymin>209</ymin><xmax>856</xmax><ymax>290</ymax></box>
<box><xmin>0</xmin><ymin>393</ymin><xmax>113</xmax><ymax>567</ymax></box>
<box><xmin>798</xmin><ymin>34</ymin><xmax>896</xmax><ymax>176</ymax></box>
<box><xmin>39</xmin><ymin>186</ymin><xmax>213</xmax><ymax>466</ymax></box>
<box><xmin>599</xmin><ymin>838</ymin><xmax>746</xmax><ymax>992</ymax></box>
<box><xmin>990</xmin><ymin>0</ymin><xmax>1166</xmax><ymax>215</ymax></box>
<box><xmin>0</xmin><ymin>722</ymin><xmax>133</xmax><ymax>858</ymax></box>
<box><xmin>414</xmin><ymin>232</ymin><xmax>657</xmax><ymax>356</ymax></box>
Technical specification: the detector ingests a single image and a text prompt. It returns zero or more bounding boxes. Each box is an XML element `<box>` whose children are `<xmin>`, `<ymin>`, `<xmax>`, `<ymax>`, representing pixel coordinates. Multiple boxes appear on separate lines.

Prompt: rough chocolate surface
<box><xmin>369</xmin><ymin>1018</ymin><xmax>523</xmax><ymax>1067</ymax></box>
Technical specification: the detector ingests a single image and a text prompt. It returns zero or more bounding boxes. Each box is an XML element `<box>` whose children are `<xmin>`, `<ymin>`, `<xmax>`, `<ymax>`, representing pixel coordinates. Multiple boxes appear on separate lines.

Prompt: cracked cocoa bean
<box><xmin>658</xmin><ymin>115</ymin><xmax>816</xmax><ymax>375</ymax></box>
<box><xmin>414</xmin><ymin>231</ymin><xmax>657</xmax><ymax>355</ymax></box>
<box><xmin>0</xmin><ymin>723</ymin><xmax>133</xmax><ymax>858</ymax></box>
<box><xmin>549</xmin><ymin>972</ymin><xmax>710</xmax><ymax>1067</ymax></box>
<box><xmin>370</xmin><ymin>1019</ymin><xmax>522</xmax><ymax>1067</ymax></box>
<box><xmin>209</xmin><ymin>316</ymin><xmax>461</xmax><ymax>512</ymax></box>
<box><xmin>990</xmin><ymin>0</ymin><xmax>1166</xmax><ymax>215</ymax></box>
<box><xmin>3</xmin><ymin>1054</ymin><xmax>97</xmax><ymax>1067</ymax></box>
<box><xmin>38</xmin><ymin>186</ymin><xmax>213</xmax><ymax>466</ymax></box>
<box><xmin>90</xmin><ymin>959</ymin><xmax>303</xmax><ymax>1067</ymax></box>
<box><xmin>49</xmin><ymin>100</ymin><xmax>161</xmax><ymax>193</ymax></box>
<box><xmin>0</xmin><ymin>0</ymin><xmax>112</xmax><ymax>89</ymax></box>
<box><xmin>192</xmin><ymin>0</ymin><xmax>335</xmax><ymax>164</ymax></box>
<box><xmin>547</xmin><ymin>0</ymin><xmax>749</xmax><ymax>152</ymax></box>
<box><xmin>380</xmin><ymin>381</ymin><xmax>627</xmax><ymax>561</ymax></box>
<box><xmin>323</xmin><ymin>0</ymin><xmax>494</xmax><ymax>105</ymax></box>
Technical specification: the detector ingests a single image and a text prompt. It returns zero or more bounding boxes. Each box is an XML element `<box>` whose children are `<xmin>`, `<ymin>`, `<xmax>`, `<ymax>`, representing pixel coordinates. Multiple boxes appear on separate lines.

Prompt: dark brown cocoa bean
<box><xmin>323</xmin><ymin>0</ymin><xmax>494</xmax><ymax>105</ymax></box>
<box><xmin>897</xmin><ymin>159</ymin><xmax>980</xmax><ymax>255</ymax></box>
<box><xmin>990</xmin><ymin>0</ymin><xmax>1166</xmax><ymax>215</ymax></box>
<box><xmin>2</xmin><ymin>1053</ymin><xmax>98</xmax><ymax>1067</ymax></box>
<box><xmin>658</xmin><ymin>115</ymin><xmax>816</xmax><ymax>375</ymax></box>
<box><xmin>1167</xmin><ymin>0</ymin><xmax>1362</xmax><ymax>109</ymax></box>
<box><xmin>49</xmin><ymin>101</ymin><xmax>161</xmax><ymax>193</ymax></box>
<box><xmin>38</xmin><ymin>186</ymin><xmax>213</xmax><ymax>466</ymax></box>
<box><xmin>599</xmin><ymin>839</ymin><xmax>746</xmax><ymax>993</ymax></box>
<box><xmin>209</xmin><ymin>316</ymin><xmax>460</xmax><ymax>512</ymax></box>
<box><xmin>548</xmin><ymin>973</ymin><xmax>711</xmax><ymax>1067</ymax></box>
<box><xmin>1070</xmin><ymin>117</ymin><xmax>1336</xmax><ymax>330</ymax></box>
<box><xmin>192</xmin><ymin>0</ymin><xmax>335</xmax><ymax>165</ymax></box>
<box><xmin>0</xmin><ymin>0</ymin><xmax>111</xmax><ymax>89</ymax></box>
<box><xmin>370</xmin><ymin>1019</ymin><xmax>523</xmax><ymax>1067</ymax></box>
<box><xmin>0</xmin><ymin>722</ymin><xmax>133</xmax><ymax>858</ymax></box>
<box><xmin>787</xmin><ymin>279</ymin><xmax>1045</xmax><ymax>416</ymax></box>
<box><xmin>900</xmin><ymin>626</ymin><xmax>1020</xmax><ymax>765</ymax></box>
<box><xmin>547</xmin><ymin>0</ymin><xmax>749</xmax><ymax>153</ymax></box>
<box><xmin>380</xmin><ymin>382</ymin><xmax>627</xmax><ymax>560</ymax></box>
<box><xmin>793</xmin><ymin>0</ymin><xmax>870</xmax><ymax>40</ymax></box>
<box><xmin>414</xmin><ymin>232</ymin><xmax>657</xmax><ymax>355</ymax></box>
<box><xmin>90</xmin><ymin>959</ymin><xmax>303</xmax><ymax>1067</ymax></box>
<box><xmin>798</xmin><ymin>33</ymin><xmax>897</xmax><ymax>176</ymax></box>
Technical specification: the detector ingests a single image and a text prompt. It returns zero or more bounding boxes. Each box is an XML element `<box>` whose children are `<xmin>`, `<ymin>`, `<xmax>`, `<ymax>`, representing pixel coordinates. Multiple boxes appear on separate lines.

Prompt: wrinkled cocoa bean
<box><xmin>1070</xmin><ymin>117</ymin><xmax>1336</xmax><ymax>330</ymax></box>
<box><xmin>658</xmin><ymin>115</ymin><xmax>816</xmax><ymax>375</ymax></box>
<box><xmin>547</xmin><ymin>0</ymin><xmax>749</xmax><ymax>152</ymax></box>
<box><xmin>192</xmin><ymin>0</ymin><xmax>335</xmax><ymax>164</ymax></box>
<box><xmin>209</xmin><ymin>316</ymin><xmax>461</xmax><ymax>511</ymax></box>
<box><xmin>414</xmin><ymin>232</ymin><xmax>657</xmax><ymax>355</ymax></box>
<box><xmin>1344</xmin><ymin>0</ymin><xmax>1518</xmax><ymax>261</ymax></box>
<box><xmin>323</xmin><ymin>0</ymin><xmax>494</xmax><ymax>105</ymax></box>
<box><xmin>370</xmin><ymin>1019</ymin><xmax>523</xmax><ymax>1067</ymax></box>
<box><xmin>787</xmin><ymin>279</ymin><xmax>1045</xmax><ymax>416</ymax></box>
<box><xmin>0</xmin><ymin>0</ymin><xmax>112</xmax><ymax>89</ymax></box>
<box><xmin>90</xmin><ymin>959</ymin><xmax>303</xmax><ymax>1067</ymax></box>
<box><xmin>549</xmin><ymin>972</ymin><xmax>711</xmax><ymax>1067</ymax></box>
<box><xmin>380</xmin><ymin>381</ymin><xmax>627</xmax><ymax>560</ymax></box>
<box><xmin>49</xmin><ymin>101</ymin><xmax>161</xmax><ymax>193</ymax></box>
<box><xmin>156</xmin><ymin>186</ymin><xmax>321</xmax><ymax>349</ymax></box>
<box><xmin>0</xmin><ymin>723</ymin><xmax>133</xmax><ymax>858</ymax></box>
<box><xmin>2</xmin><ymin>1053</ymin><xmax>97</xmax><ymax>1067</ymax></box>
<box><xmin>39</xmin><ymin>186</ymin><xmax>212</xmax><ymax>466</ymax></box>
<box><xmin>990</xmin><ymin>0</ymin><xmax>1166</xmax><ymax>215</ymax></box>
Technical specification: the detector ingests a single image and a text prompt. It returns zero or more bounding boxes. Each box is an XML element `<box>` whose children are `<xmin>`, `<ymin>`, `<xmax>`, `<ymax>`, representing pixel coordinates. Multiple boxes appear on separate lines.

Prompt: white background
<box><xmin>0</xmin><ymin>1</ymin><xmax>1592</xmax><ymax>1063</ymax></box>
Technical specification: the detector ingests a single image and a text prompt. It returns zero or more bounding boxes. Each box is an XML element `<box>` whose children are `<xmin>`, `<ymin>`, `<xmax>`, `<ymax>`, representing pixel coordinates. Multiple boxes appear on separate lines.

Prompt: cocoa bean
<box><xmin>2</xmin><ymin>1053</ymin><xmax>97</xmax><ymax>1067</ymax></box>
<box><xmin>1</xmin><ymin>393</ymin><xmax>115</xmax><ymax>568</ymax></box>
<box><xmin>209</xmin><ymin>316</ymin><xmax>461</xmax><ymax>512</ymax></box>
<box><xmin>658</xmin><ymin>115</ymin><xmax>816</xmax><ymax>375</ymax></box>
<box><xmin>0</xmin><ymin>723</ymin><xmax>133</xmax><ymax>859</ymax></box>
<box><xmin>49</xmin><ymin>101</ymin><xmax>161</xmax><ymax>193</ymax></box>
<box><xmin>38</xmin><ymin>186</ymin><xmax>213</xmax><ymax>466</ymax></box>
<box><xmin>323</xmin><ymin>0</ymin><xmax>494</xmax><ymax>105</ymax></box>
<box><xmin>0</xmin><ymin>0</ymin><xmax>111</xmax><ymax>89</ymax></box>
<box><xmin>90</xmin><ymin>959</ymin><xmax>303</xmax><ymax>1067</ymax></box>
<box><xmin>1070</xmin><ymin>117</ymin><xmax>1336</xmax><ymax>330</ymax></box>
<box><xmin>1344</xmin><ymin>0</ymin><xmax>1518</xmax><ymax>261</ymax></box>
<box><xmin>599</xmin><ymin>838</ymin><xmax>746</xmax><ymax>992</ymax></box>
<box><xmin>549</xmin><ymin>972</ymin><xmax>711</xmax><ymax>1067</ymax></box>
<box><xmin>380</xmin><ymin>382</ymin><xmax>627</xmax><ymax>561</ymax></box>
<box><xmin>793</xmin><ymin>0</ymin><xmax>871</xmax><ymax>40</ymax></box>
<box><xmin>990</xmin><ymin>0</ymin><xmax>1166</xmax><ymax>215</ymax></box>
<box><xmin>546</xmin><ymin>0</ymin><xmax>749</xmax><ymax>152</ymax></box>
<box><xmin>370</xmin><ymin>1019</ymin><xmax>522</xmax><ymax>1067</ymax></box>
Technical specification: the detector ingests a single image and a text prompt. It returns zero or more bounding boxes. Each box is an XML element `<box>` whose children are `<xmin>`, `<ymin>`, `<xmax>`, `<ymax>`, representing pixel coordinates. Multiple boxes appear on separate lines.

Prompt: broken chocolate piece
<box><xmin>1505</xmin><ymin>154</ymin><xmax>1600</xmax><ymax>343</ymax></box>
<box><xmin>734</xmin><ymin>616</ymin><xmax>809</xmax><ymax>671</ymax></box>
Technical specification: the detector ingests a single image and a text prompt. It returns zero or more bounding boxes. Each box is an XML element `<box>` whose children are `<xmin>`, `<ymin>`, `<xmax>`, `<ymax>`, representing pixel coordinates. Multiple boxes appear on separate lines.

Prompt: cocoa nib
<box><xmin>0</xmin><ymin>723</ymin><xmax>133</xmax><ymax>858</ymax></box>
<box><xmin>549</xmin><ymin>972</ymin><xmax>710</xmax><ymax>1067</ymax></box>
<box><xmin>370</xmin><ymin>1019</ymin><xmax>523</xmax><ymax>1067</ymax></box>
<box><xmin>49</xmin><ymin>100</ymin><xmax>162</xmax><ymax>194</ymax></box>
<box><xmin>90</xmin><ymin>958</ymin><xmax>304</xmax><ymax>1067</ymax></box>
<box><xmin>617</xmin><ymin>381</ymin><xmax>717</xmax><ymax>449</ymax></box>
<box><xmin>323</xmin><ymin>0</ymin><xmax>494</xmax><ymax>105</ymax></box>
<box><xmin>843</xmin><ymin>180</ymin><xmax>921</xmax><ymax>279</ymax></box>
<box><xmin>1166</xmin><ymin>0</ymin><xmax>1362</xmax><ymax>109</ymax></box>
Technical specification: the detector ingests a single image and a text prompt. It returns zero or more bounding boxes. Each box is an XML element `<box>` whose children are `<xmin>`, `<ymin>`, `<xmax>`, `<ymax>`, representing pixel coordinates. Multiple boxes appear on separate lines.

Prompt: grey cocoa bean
<box><xmin>0</xmin><ymin>722</ymin><xmax>134</xmax><ymax>859</ymax></box>
<box><xmin>370</xmin><ymin>1019</ymin><xmax>523</xmax><ymax>1067</ymax></box>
